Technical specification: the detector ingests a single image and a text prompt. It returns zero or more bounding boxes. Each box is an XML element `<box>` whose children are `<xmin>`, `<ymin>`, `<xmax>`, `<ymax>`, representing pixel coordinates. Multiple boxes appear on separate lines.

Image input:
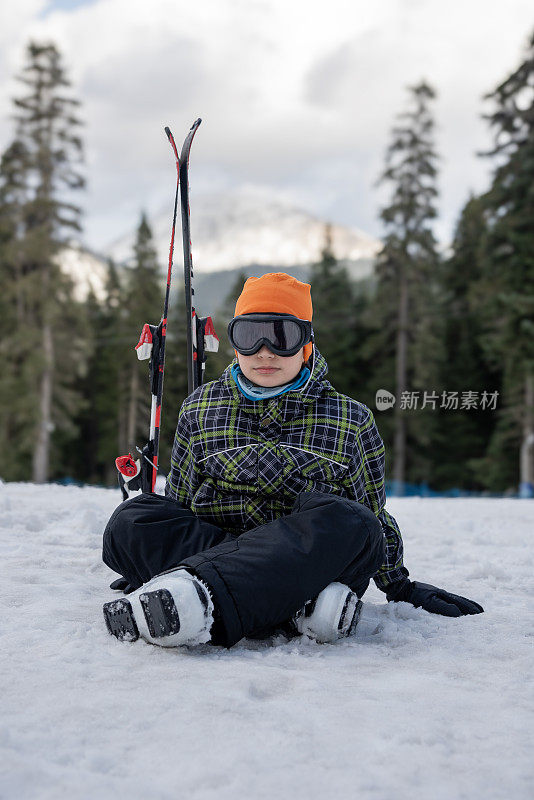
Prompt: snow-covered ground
<box><xmin>1</xmin><ymin>483</ymin><xmax>532</xmax><ymax>800</ymax></box>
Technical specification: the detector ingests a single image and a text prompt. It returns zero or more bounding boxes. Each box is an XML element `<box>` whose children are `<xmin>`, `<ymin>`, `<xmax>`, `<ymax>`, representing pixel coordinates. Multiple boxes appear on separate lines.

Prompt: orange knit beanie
<box><xmin>234</xmin><ymin>272</ymin><xmax>314</xmax><ymax>360</ymax></box>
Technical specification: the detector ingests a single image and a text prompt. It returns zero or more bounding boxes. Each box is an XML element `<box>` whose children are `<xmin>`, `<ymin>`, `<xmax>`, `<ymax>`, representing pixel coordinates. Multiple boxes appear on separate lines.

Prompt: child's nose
<box><xmin>257</xmin><ymin>346</ymin><xmax>274</xmax><ymax>358</ymax></box>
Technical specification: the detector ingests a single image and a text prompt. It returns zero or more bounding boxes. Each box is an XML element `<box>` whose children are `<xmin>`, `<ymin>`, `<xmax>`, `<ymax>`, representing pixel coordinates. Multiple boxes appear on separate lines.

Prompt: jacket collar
<box><xmin>220</xmin><ymin>347</ymin><xmax>331</xmax><ymax>417</ymax></box>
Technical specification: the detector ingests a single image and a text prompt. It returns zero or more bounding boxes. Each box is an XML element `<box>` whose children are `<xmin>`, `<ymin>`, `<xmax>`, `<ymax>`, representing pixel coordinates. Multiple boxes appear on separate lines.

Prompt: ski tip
<box><xmin>164</xmin><ymin>126</ymin><xmax>172</xmax><ymax>140</ymax></box>
<box><xmin>192</xmin><ymin>118</ymin><xmax>202</xmax><ymax>129</ymax></box>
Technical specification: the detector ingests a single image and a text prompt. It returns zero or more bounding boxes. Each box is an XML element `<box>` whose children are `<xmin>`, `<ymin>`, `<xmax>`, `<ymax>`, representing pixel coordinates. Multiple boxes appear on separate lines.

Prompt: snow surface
<box><xmin>1</xmin><ymin>483</ymin><xmax>533</xmax><ymax>800</ymax></box>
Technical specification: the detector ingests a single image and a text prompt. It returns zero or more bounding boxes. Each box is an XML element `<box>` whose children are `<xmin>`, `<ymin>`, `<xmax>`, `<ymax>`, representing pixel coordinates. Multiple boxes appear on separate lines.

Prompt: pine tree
<box><xmin>476</xmin><ymin>32</ymin><xmax>534</xmax><ymax>494</ymax></box>
<box><xmin>122</xmin><ymin>213</ymin><xmax>164</xmax><ymax>455</ymax></box>
<box><xmin>95</xmin><ymin>259</ymin><xmax>127</xmax><ymax>483</ymax></box>
<box><xmin>0</xmin><ymin>42</ymin><xmax>85</xmax><ymax>481</ymax></box>
<box><xmin>309</xmin><ymin>225</ymin><xmax>356</xmax><ymax>393</ymax></box>
<box><xmin>434</xmin><ymin>196</ymin><xmax>501</xmax><ymax>489</ymax></box>
<box><xmin>370</xmin><ymin>81</ymin><xmax>443</xmax><ymax>490</ymax></box>
<box><xmin>342</xmin><ymin>277</ymin><xmax>375</xmax><ymax>409</ymax></box>
<box><xmin>63</xmin><ymin>259</ymin><xmax>127</xmax><ymax>485</ymax></box>
<box><xmin>0</xmin><ymin>142</ymin><xmax>28</xmax><ymax>476</ymax></box>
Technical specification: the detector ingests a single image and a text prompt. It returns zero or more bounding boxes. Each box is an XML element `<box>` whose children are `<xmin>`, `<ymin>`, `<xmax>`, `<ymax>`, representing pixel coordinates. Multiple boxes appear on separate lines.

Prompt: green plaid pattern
<box><xmin>165</xmin><ymin>349</ymin><xmax>408</xmax><ymax>591</ymax></box>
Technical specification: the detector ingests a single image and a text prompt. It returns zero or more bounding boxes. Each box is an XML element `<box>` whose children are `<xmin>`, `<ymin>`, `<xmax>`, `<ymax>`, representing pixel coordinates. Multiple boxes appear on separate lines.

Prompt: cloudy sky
<box><xmin>1</xmin><ymin>0</ymin><xmax>533</xmax><ymax>251</ymax></box>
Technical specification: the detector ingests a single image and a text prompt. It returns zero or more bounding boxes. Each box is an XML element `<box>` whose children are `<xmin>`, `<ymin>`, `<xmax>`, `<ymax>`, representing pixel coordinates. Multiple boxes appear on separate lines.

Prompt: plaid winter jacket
<box><xmin>165</xmin><ymin>349</ymin><xmax>408</xmax><ymax>591</ymax></box>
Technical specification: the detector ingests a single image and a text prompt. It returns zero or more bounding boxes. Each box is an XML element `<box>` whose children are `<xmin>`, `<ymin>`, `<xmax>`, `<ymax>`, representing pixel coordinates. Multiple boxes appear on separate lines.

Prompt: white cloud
<box><xmin>0</xmin><ymin>0</ymin><xmax>533</xmax><ymax>249</ymax></box>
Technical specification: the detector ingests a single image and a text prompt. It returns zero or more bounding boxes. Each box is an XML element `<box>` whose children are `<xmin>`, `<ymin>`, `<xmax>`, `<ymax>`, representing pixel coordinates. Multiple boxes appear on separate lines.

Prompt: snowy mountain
<box><xmin>54</xmin><ymin>189</ymin><xmax>380</xmax><ymax>307</ymax></box>
<box><xmin>55</xmin><ymin>243</ymin><xmax>109</xmax><ymax>303</ymax></box>
<box><xmin>106</xmin><ymin>187</ymin><xmax>381</xmax><ymax>276</ymax></box>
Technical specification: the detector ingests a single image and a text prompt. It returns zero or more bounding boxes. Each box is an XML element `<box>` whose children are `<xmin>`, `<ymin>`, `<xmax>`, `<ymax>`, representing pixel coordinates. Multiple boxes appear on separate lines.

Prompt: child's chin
<box><xmin>251</xmin><ymin>372</ymin><xmax>282</xmax><ymax>386</ymax></box>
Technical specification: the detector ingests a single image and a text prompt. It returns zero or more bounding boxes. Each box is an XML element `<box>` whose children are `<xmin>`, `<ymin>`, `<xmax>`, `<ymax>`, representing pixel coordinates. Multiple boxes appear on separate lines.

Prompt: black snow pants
<box><xmin>102</xmin><ymin>491</ymin><xmax>385</xmax><ymax>648</ymax></box>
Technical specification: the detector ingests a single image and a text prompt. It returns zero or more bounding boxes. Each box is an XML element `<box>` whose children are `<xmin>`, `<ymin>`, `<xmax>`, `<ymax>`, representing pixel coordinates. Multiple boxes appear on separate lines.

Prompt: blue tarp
<box><xmin>385</xmin><ymin>480</ymin><xmax>528</xmax><ymax>499</ymax></box>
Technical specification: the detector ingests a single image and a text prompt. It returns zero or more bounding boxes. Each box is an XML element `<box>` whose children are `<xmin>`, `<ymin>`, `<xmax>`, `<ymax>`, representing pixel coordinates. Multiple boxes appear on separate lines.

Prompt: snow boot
<box><xmin>103</xmin><ymin>568</ymin><xmax>214</xmax><ymax>647</ymax></box>
<box><xmin>294</xmin><ymin>582</ymin><xmax>362</xmax><ymax>643</ymax></box>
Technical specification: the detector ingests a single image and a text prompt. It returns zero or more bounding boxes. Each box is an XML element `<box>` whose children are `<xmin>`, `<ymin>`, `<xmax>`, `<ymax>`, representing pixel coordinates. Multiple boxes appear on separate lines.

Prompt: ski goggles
<box><xmin>228</xmin><ymin>314</ymin><xmax>313</xmax><ymax>357</ymax></box>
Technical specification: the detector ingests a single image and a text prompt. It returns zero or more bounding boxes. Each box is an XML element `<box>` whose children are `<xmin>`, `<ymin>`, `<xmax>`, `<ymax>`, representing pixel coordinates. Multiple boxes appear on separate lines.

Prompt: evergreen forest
<box><xmin>0</xmin><ymin>38</ymin><xmax>533</xmax><ymax>496</ymax></box>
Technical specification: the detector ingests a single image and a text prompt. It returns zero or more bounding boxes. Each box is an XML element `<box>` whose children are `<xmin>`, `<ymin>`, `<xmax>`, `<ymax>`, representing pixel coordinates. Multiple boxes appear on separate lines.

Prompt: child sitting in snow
<box><xmin>102</xmin><ymin>272</ymin><xmax>483</xmax><ymax>647</ymax></box>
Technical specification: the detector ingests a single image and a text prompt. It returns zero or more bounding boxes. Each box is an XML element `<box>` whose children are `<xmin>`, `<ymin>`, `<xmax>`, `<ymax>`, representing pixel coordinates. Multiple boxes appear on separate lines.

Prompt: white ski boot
<box><xmin>295</xmin><ymin>582</ymin><xmax>362</xmax><ymax>643</ymax></box>
<box><xmin>103</xmin><ymin>568</ymin><xmax>214</xmax><ymax>647</ymax></box>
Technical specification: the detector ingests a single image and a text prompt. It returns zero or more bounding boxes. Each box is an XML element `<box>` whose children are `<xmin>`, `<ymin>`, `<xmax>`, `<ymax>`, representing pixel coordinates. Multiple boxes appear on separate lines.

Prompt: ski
<box><xmin>115</xmin><ymin>120</ymin><xmax>218</xmax><ymax>501</ymax></box>
<box><xmin>179</xmin><ymin>118</ymin><xmax>219</xmax><ymax>393</ymax></box>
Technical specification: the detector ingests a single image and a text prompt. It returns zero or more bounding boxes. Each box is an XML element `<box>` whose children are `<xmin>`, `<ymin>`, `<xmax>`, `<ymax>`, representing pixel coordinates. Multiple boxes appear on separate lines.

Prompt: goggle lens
<box><xmin>231</xmin><ymin>318</ymin><xmax>303</xmax><ymax>352</ymax></box>
<box><xmin>228</xmin><ymin>315</ymin><xmax>312</xmax><ymax>356</ymax></box>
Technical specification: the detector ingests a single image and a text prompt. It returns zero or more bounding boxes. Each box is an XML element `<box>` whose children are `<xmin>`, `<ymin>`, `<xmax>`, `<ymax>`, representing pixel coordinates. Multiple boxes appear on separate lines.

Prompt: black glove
<box><xmin>109</xmin><ymin>577</ymin><xmax>135</xmax><ymax>594</ymax></box>
<box><xmin>386</xmin><ymin>579</ymin><xmax>484</xmax><ymax>617</ymax></box>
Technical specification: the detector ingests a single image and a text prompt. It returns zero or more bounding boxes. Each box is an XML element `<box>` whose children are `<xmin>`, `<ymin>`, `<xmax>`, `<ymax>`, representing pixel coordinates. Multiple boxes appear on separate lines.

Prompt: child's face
<box><xmin>237</xmin><ymin>346</ymin><xmax>305</xmax><ymax>387</ymax></box>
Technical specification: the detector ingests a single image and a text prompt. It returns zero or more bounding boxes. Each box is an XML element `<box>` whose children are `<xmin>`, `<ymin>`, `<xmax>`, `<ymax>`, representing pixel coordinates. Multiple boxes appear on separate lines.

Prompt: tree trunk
<box><xmin>393</xmin><ymin>268</ymin><xmax>408</xmax><ymax>493</ymax></box>
<box><xmin>32</xmin><ymin>322</ymin><xmax>54</xmax><ymax>483</ymax></box>
<box><xmin>519</xmin><ymin>371</ymin><xmax>534</xmax><ymax>497</ymax></box>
